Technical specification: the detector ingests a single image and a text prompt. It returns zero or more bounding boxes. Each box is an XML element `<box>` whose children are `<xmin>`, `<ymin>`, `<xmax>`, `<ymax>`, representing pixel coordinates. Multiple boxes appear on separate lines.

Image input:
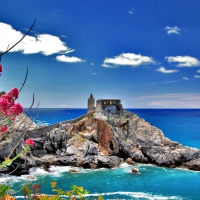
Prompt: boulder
<box><xmin>125</xmin><ymin>158</ymin><xmax>138</xmax><ymax>166</ymax></box>
<box><xmin>66</xmin><ymin>145</ymin><xmax>77</xmax><ymax>156</ymax></box>
<box><xmin>69</xmin><ymin>169</ymin><xmax>79</xmax><ymax>173</ymax></box>
<box><xmin>131</xmin><ymin>168</ymin><xmax>140</xmax><ymax>174</ymax></box>
<box><xmin>32</xmin><ymin>150</ymin><xmax>47</xmax><ymax>157</ymax></box>
<box><xmin>87</xmin><ymin>141</ymin><xmax>98</xmax><ymax>155</ymax></box>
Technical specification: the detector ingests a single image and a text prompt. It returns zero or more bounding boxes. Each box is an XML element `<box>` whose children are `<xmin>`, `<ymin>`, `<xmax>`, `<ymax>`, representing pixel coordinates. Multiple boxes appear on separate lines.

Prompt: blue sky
<box><xmin>1</xmin><ymin>0</ymin><xmax>200</xmax><ymax>108</ymax></box>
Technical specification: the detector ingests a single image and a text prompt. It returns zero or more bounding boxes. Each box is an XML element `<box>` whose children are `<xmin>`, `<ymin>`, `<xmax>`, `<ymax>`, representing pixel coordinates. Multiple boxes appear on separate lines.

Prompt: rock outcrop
<box><xmin>1</xmin><ymin>110</ymin><xmax>200</xmax><ymax>175</ymax></box>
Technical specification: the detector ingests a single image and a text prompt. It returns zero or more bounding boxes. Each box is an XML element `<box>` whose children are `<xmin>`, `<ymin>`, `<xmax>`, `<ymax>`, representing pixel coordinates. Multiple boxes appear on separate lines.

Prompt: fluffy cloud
<box><xmin>128</xmin><ymin>8</ymin><xmax>134</xmax><ymax>14</ymax></box>
<box><xmin>183</xmin><ymin>77</ymin><xmax>189</xmax><ymax>80</ymax></box>
<box><xmin>165</xmin><ymin>26</ymin><xmax>181</xmax><ymax>34</ymax></box>
<box><xmin>156</xmin><ymin>66</ymin><xmax>178</xmax><ymax>74</ymax></box>
<box><xmin>56</xmin><ymin>55</ymin><xmax>85</xmax><ymax>63</ymax></box>
<box><xmin>197</xmin><ymin>69</ymin><xmax>200</xmax><ymax>73</ymax></box>
<box><xmin>165</xmin><ymin>56</ymin><xmax>200</xmax><ymax>67</ymax></box>
<box><xmin>195</xmin><ymin>75</ymin><xmax>200</xmax><ymax>79</ymax></box>
<box><xmin>102</xmin><ymin>53</ymin><xmax>155</xmax><ymax>68</ymax></box>
<box><xmin>0</xmin><ymin>22</ymin><xmax>72</xmax><ymax>55</ymax></box>
<box><xmin>0</xmin><ymin>22</ymin><xmax>84</xmax><ymax>63</ymax></box>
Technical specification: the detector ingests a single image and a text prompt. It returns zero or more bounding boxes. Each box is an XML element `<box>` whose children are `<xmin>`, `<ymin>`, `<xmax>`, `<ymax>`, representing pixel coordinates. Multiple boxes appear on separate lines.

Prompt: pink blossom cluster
<box><xmin>25</xmin><ymin>138</ymin><xmax>34</xmax><ymax>146</ymax></box>
<box><xmin>0</xmin><ymin>88</ymin><xmax>23</xmax><ymax>133</ymax></box>
<box><xmin>0</xmin><ymin>126</ymin><xmax>7</xmax><ymax>132</ymax></box>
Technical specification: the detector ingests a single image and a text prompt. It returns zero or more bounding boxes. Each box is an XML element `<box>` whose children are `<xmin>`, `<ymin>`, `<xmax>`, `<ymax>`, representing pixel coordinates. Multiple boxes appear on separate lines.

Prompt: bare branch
<box><xmin>0</xmin><ymin>18</ymin><xmax>36</xmax><ymax>57</ymax></box>
<box><xmin>19</xmin><ymin>67</ymin><xmax>28</xmax><ymax>93</ymax></box>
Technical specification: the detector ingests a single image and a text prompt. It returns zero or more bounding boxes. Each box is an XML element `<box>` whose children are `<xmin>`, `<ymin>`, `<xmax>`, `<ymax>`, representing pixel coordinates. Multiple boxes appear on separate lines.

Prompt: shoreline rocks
<box><xmin>1</xmin><ymin>110</ymin><xmax>200</xmax><ymax>175</ymax></box>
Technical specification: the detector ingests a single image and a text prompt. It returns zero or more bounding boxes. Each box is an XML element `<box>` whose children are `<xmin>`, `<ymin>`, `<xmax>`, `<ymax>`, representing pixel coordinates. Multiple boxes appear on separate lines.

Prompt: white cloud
<box><xmin>0</xmin><ymin>22</ymin><xmax>74</xmax><ymax>56</ymax></box>
<box><xmin>102</xmin><ymin>53</ymin><xmax>155</xmax><ymax>68</ymax></box>
<box><xmin>91</xmin><ymin>63</ymin><xmax>95</xmax><ymax>66</ymax></box>
<box><xmin>195</xmin><ymin>75</ymin><xmax>200</xmax><ymax>79</ymax></box>
<box><xmin>0</xmin><ymin>22</ymin><xmax>85</xmax><ymax>64</ymax></box>
<box><xmin>145</xmin><ymin>80</ymin><xmax>178</xmax><ymax>86</ymax></box>
<box><xmin>60</xmin><ymin>35</ymin><xmax>66</xmax><ymax>38</ymax></box>
<box><xmin>183</xmin><ymin>77</ymin><xmax>189</xmax><ymax>80</ymax></box>
<box><xmin>156</xmin><ymin>66</ymin><xmax>178</xmax><ymax>74</ymax></box>
<box><xmin>165</xmin><ymin>56</ymin><xmax>200</xmax><ymax>67</ymax></box>
<box><xmin>132</xmin><ymin>93</ymin><xmax>200</xmax><ymax>108</ymax></box>
<box><xmin>92</xmin><ymin>72</ymin><xmax>97</xmax><ymax>75</ymax></box>
<box><xmin>165</xmin><ymin>26</ymin><xmax>181</xmax><ymax>34</ymax></box>
<box><xmin>149</xmin><ymin>102</ymin><xmax>164</xmax><ymax>106</ymax></box>
<box><xmin>197</xmin><ymin>69</ymin><xmax>200</xmax><ymax>73</ymax></box>
<box><xmin>60</xmin><ymin>104</ymin><xmax>71</xmax><ymax>107</ymax></box>
<box><xmin>56</xmin><ymin>55</ymin><xmax>85</xmax><ymax>63</ymax></box>
<box><xmin>128</xmin><ymin>8</ymin><xmax>134</xmax><ymax>14</ymax></box>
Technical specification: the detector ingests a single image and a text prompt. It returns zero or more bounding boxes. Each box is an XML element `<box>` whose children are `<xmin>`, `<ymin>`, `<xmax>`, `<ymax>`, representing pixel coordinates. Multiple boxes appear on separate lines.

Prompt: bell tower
<box><xmin>88</xmin><ymin>93</ymin><xmax>95</xmax><ymax>112</ymax></box>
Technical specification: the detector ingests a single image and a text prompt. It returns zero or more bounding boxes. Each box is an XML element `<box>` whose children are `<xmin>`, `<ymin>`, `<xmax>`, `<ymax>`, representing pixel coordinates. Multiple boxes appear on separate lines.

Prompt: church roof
<box><xmin>89</xmin><ymin>93</ymin><xmax>94</xmax><ymax>99</ymax></box>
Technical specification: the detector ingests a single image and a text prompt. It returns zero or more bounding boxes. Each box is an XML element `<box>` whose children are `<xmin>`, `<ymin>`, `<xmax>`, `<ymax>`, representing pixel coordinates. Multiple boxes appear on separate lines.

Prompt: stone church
<box><xmin>88</xmin><ymin>93</ymin><xmax>123</xmax><ymax>113</ymax></box>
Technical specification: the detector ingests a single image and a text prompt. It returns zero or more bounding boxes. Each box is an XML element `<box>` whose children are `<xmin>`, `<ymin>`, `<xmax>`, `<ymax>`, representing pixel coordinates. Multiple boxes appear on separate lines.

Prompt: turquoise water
<box><xmin>5</xmin><ymin>108</ymin><xmax>200</xmax><ymax>199</ymax></box>
<box><xmin>1</xmin><ymin>164</ymin><xmax>199</xmax><ymax>199</ymax></box>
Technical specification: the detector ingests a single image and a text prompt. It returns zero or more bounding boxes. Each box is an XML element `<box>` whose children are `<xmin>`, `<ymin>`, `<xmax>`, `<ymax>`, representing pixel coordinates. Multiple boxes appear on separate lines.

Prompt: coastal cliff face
<box><xmin>1</xmin><ymin>110</ymin><xmax>200</xmax><ymax>175</ymax></box>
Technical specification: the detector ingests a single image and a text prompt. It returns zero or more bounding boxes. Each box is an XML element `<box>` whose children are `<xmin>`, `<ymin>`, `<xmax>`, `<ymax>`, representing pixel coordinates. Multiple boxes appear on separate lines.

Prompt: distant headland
<box><xmin>1</xmin><ymin>94</ymin><xmax>200</xmax><ymax>175</ymax></box>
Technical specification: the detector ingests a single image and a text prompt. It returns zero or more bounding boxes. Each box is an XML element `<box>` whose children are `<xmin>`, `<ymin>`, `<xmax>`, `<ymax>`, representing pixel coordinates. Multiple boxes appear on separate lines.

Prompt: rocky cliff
<box><xmin>1</xmin><ymin>110</ymin><xmax>200</xmax><ymax>175</ymax></box>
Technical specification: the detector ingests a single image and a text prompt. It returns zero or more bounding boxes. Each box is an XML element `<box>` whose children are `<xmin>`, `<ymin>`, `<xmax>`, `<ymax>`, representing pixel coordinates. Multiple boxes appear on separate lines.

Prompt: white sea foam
<box><xmin>119</xmin><ymin>162</ymin><xmax>132</xmax><ymax>168</ymax></box>
<box><xmin>14</xmin><ymin>191</ymin><xmax>182</xmax><ymax>200</ymax></box>
<box><xmin>0</xmin><ymin>175</ymin><xmax>26</xmax><ymax>184</ymax></box>
<box><xmin>20</xmin><ymin>175</ymin><xmax>37</xmax><ymax>181</ymax></box>
<box><xmin>52</xmin><ymin>165</ymin><xmax>110</xmax><ymax>174</ymax></box>
<box><xmin>84</xmin><ymin>191</ymin><xmax>183</xmax><ymax>200</ymax></box>
<box><xmin>35</xmin><ymin>120</ymin><xmax>50</xmax><ymax>126</ymax></box>
<box><xmin>28</xmin><ymin>167</ymin><xmax>50</xmax><ymax>175</ymax></box>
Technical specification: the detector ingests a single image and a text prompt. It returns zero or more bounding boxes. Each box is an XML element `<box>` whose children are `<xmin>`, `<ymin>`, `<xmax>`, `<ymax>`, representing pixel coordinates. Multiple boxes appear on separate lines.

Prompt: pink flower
<box><xmin>0</xmin><ymin>126</ymin><xmax>8</xmax><ymax>133</ymax></box>
<box><xmin>0</xmin><ymin>98</ymin><xmax>9</xmax><ymax>113</ymax></box>
<box><xmin>8</xmin><ymin>103</ymin><xmax>23</xmax><ymax>116</ymax></box>
<box><xmin>7</xmin><ymin>88</ymin><xmax>19</xmax><ymax>100</ymax></box>
<box><xmin>1</xmin><ymin>94</ymin><xmax>14</xmax><ymax>107</ymax></box>
<box><xmin>0</xmin><ymin>65</ymin><xmax>2</xmax><ymax>72</ymax></box>
<box><xmin>25</xmin><ymin>138</ymin><xmax>34</xmax><ymax>146</ymax></box>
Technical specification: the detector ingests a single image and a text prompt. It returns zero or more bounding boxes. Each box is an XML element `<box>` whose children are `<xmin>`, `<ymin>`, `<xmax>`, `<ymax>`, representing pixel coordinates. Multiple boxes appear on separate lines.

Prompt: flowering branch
<box><xmin>0</xmin><ymin>19</ymin><xmax>37</xmax><ymax>171</ymax></box>
<box><xmin>0</xmin><ymin>139</ymin><xmax>34</xmax><ymax>170</ymax></box>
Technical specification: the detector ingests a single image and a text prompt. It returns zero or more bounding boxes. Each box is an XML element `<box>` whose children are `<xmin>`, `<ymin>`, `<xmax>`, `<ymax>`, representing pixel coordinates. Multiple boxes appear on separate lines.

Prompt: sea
<box><xmin>1</xmin><ymin>108</ymin><xmax>200</xmax><ymax>200</ymax></box>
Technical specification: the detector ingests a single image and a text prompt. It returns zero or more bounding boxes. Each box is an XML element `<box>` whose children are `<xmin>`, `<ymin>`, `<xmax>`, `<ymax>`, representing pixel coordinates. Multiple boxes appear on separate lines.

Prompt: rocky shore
<box><xmin>1</xmin><ymin>110</ymin><xmax>200</xmax><ymax>175</ymax></box>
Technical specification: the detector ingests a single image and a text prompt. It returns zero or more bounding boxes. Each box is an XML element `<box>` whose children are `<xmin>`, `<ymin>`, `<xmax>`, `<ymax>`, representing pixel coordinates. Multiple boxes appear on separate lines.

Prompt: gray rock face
<box><xmin>88</xmin><ymin>141</ymin><xmax>98</xmax><ymax>155</ymax></box>
<box><xmin>1</xmin><ymin>110</ymin><xmax>200</xmax><ymax>175</ymax></box>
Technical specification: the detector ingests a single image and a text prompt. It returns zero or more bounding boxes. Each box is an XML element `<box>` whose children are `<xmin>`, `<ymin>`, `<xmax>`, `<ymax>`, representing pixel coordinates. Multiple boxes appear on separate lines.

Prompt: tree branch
<box><xmin>19</xmin><ymin>67</ymin><xmax>28</xmax><ymax>93</ymax></box>
<box><xmin>0</xmin><ymin>18</ymin><xmax>36</xmax><ymax>57</ymax></box>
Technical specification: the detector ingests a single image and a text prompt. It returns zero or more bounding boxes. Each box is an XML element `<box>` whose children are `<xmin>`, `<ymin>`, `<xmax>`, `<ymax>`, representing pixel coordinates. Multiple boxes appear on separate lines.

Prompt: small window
<box><xmin>104</xmin><ymin>102</ymin><xmax>106</xmax><ymax>104</ymax></box>
<box><xmin>110</xmin><ymin>101</ymin><xmax>112</xmax><ymax>104</ymax></box>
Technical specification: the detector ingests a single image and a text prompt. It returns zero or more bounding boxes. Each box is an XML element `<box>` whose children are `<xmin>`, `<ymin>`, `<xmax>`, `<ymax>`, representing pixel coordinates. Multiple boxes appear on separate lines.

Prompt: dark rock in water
<box><xmin>131</xmin><ymin>168</ymin><xmax>140</xmax><ymax>174</ymax></box>
<box><xmin>1</xmin><ymin>110</ymin><xmax>200</xmax><ymax>175</ymax></box>
<box><xmin>69</xmin><ymin>169</ymin><xmax>79</xmax><ymax>173</ymax></box>
<box><xmin>125</xmin><ymin>158</ymin><xmax>138</xmax><ymax>166</ymax></box>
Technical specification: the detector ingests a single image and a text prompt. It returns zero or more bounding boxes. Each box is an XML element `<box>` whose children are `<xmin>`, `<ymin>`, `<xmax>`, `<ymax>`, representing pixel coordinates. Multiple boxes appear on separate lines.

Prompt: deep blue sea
<box><xmin>1</xmin><ymin>108</ymin><xmax>200</xmax><ymax>199</ymax></box>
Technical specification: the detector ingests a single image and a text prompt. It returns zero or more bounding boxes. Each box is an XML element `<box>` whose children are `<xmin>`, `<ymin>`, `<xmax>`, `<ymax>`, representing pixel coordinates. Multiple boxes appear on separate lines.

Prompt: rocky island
<box><xmin>1</xmin><ymin>95</ymin><xmax>200</xmax><ymax>175</ymax></box>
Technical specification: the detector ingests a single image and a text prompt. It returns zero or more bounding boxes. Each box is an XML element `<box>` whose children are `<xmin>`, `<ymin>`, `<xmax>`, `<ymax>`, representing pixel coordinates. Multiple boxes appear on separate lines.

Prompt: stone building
<box><xmin>88</xmin><ymin>93</ymin><xmax>95</xmax><ymax>112</ymax></box>
<box><xmin>87</xmin><ymin>93</ymin><xmax>123</xmax><ymax>113</ymax></box>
